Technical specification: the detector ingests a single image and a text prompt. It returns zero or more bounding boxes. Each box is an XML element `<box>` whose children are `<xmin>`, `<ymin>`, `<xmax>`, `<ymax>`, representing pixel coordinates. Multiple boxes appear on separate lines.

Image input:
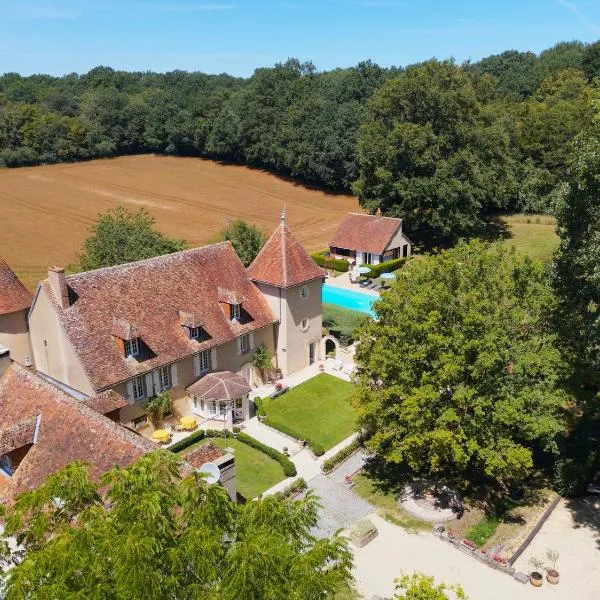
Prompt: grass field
<box><xmin>500</xmin><ymin>214</ymin><xmax>559</xmax><ymax>262</ymax></box>
<box><xmin>262</xmin><ymin>374</ymin><xmax>357</xmax><ymax>451</ymax></box>
<box><xmin>0</xmin><ymin>155</ymin><xmax>358</xmax><ymax>289</ymax></box>
<box><xmin>182</xmin><ymin>437</ymin><xmax>286</xmax><ymax>499</ymax></box>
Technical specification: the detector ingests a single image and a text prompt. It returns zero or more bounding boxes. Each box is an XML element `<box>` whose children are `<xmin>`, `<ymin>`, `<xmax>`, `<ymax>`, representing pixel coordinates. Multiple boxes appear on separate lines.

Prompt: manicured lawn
<box><xmin>501</xmin><ymin>214</ymin><xmax>558</xmax><ymax>262</ymax></box>
<box><xmin>351</xmin><ymin>471</ymin><xmax>431</xmax><ymax>532</ymax></box>
<box><xmin>182</xmin><ymin>437</ymin><xmax>286</xmax><ymax>500</ymax></box>
<box><xmin>323</xmin><ymin>303</ymin><xmax>369</xmax><ymax>345</ymax></box>
<box><xmin>262</xmin><ymin>374</ymin><xmax>357</xmax><ymax>451</ymax></box>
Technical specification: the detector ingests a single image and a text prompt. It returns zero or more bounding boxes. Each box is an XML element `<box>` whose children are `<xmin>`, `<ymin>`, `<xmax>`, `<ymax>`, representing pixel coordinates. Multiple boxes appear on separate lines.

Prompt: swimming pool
<box><xmin>322</xmin><ymin>283</ymin><xmax>376</xmax><ymax>317</ymax></box>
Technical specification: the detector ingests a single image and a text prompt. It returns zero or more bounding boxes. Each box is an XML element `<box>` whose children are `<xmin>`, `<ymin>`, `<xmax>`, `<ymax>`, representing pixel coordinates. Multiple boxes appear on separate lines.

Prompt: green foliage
<box><xmin>252</xmin><ymin>344</ymin><xmax>273</xmax><ymax>380</ymax></box>
<box><xmin>273</xmin><ymin>477</ymin><xmax>308</xmax><ymax>499</ymax></box>
<box><xmin>322</xmin><ymin>438</ymin><xmax>361</xmax><ymax>473</ymax></box>
<box><xmin>311</xmin><ymin>251</ymin><xmax>350</xmax><ymax>272</ymax></box>
<box><xmin>143</xmin><ymin>391</ymin><xmax>171</xmax><ymax>427</ymax></box>
<box><xmin>553</xmin><ymin>131</ymin><xmax>600</xmax><ymax>388</ymax></box>
<box><xmin>354</xmin><ymin>240</ymin><xmax>567</xmax><ymax>491</ymax></box>
<box><xmin>583</xmin><ymin>41</ymin><xmax>600</xmax><ymax>81</ymax></box>
<box><xmin>323</xmin><ymin>303</ymin><xmax>368</xmax><ymax>345</ymax></box>
<box><xmin>553</xmin><ymin>452</ymin><xmax>599</xmax><ymax>497</ymax></box>
<box><xmin>78</xmin><ymin>206</ymin><xmax>186</xmax><ymax>270</ymax></box>
<box><xmin>393</xmin><ymin>572</ymin><xmax>467</xmax><ymax>600</ymax></box>
<box><xmin>354</xmin><ymin>60</ymin><xmax>516</xmax><ymax>247</ymax></box>
<box><xmin>466</xmin><ymin>516</ymin><xmax>500</xmax><ymax>546</ymax></box>
<box><xmin>360</xmin><ymin>257</ymin><xmax>407</xmax><ymax>279</ymax></box>
<box><xmin>237</xmin><ymin>432</ymin><xmax>297</xmax><ymax>476</ymax></box>
<box><xmin>0</xmin><ymin>452</ymin><xmax>352</xmax><ymax>599</ymax></box>
<box><xmin>220</xmin><ymin>219</ymin><xmax>266</xmax><ymax>267</ymax></box>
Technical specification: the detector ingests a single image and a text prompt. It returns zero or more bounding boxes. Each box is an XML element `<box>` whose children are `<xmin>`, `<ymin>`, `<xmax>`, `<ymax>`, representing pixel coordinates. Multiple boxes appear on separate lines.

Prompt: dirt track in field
<box><xmin>0</xmin><ymin>155</ymin><xmax>359</xmax><ymax>289</ymax></box>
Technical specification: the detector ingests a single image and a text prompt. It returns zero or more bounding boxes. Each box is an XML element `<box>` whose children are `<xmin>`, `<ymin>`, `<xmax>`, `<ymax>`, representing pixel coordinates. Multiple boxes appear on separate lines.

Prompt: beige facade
<box><xmin>113</xmin><ymin>326</ymin><xmax>275</xmax><ymax>427</ymax></box>
<box><xmin>29</xmin><ymin>287</ymin><xmax>95</xmax><ymax>395</ymax></box>
<box><xmin>256</xmin><ymin>277</ymin><xmax>322</xmax><ymax>377</ymax></box>
<box><xmin>0</xmin><ymin>309</ymin><xmax>33</xmax><ymax>367</ymax></box>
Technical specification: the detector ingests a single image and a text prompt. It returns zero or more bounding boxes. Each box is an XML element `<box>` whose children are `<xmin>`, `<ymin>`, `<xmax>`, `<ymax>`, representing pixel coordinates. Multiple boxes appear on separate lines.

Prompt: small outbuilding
<box><xmin>329</xmin><ymin>210</ymin><xmax>411</xmax><ymax>266</ymax></box>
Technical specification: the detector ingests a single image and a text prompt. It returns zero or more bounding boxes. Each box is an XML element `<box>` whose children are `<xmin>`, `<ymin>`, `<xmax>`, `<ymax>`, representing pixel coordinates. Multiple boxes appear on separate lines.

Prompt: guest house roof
<box><xmin>329</xmin><ymin>212</ymin><xmax>403</xmax><ymax>255</ymax></box>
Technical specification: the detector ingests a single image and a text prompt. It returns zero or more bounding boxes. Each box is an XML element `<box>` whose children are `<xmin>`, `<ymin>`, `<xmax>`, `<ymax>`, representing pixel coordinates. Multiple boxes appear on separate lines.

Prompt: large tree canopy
<box><xmin>78</xmin><ymin>206</ymin><xmax>187</xmax><ymax>270</ymax></box>
<box><xmin>354</xmin><ymin>61</ymin><xmax>516</xmax><ymax>247</ymax></box>
<box><xmin>354</xmin><ymin>241</ymin><xmax>566</xmax><ymax>490</ymax></box>
<box><xmin>220</xmin><ymin>218</ymin><xmax>267</xmax><ymax>267</ymax></box>
<box><xmin>0</xmin><ymin>452</ymin><xmax>352</xmax><ymax>600</ymax></box>
<box><xmin>553</xmin><ymin>132</ymin><xmax>600</xmax><ymax>388</ymax></box>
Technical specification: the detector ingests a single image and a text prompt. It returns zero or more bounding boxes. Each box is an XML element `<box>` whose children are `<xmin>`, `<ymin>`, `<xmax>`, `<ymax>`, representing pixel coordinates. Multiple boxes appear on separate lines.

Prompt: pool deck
<box><xmin>324</xmin><ymin>272</ymin><xmax>380</xmax><ymax>296</ymax></box>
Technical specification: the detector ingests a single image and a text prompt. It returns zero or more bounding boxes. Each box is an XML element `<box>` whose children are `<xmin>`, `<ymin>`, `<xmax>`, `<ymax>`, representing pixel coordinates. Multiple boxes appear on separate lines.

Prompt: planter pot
<box><xmin>530</xmin><ymin>572</ymin><xmax>543</xmax><ymax>587</ymax></box>
<box><xmin>546</xmin><ymin>569</ymin><xmax>559</xmax><ymax>585</ymax></box>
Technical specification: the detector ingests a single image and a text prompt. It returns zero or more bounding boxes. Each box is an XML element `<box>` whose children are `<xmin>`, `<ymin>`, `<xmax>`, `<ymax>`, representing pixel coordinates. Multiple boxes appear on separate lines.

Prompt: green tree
<box><xmin>354</xmin><ymin>241</ymin><xmax>566</xmax><ymax>491</ymax></box>
<box><xmin>143</xmin><ymin>391</ymin><xmax>172</xmax><ymax>427</ymax></box>
<box><xmin>354</xmin><ymin>61</ymin><xmax>515</xmax><ymax>247</ymax></box>
<box><xmin>1</xmin><ymin>452</ymin><xmax>352</xmax><ymax>599</ymax></box>
<box><xmin>220</xmin><ymin>219</ymin><xmax>267</xmax><ymax>267</ymax></box>
<box><xmin>394</xmin><ymin>573</ymin><xmax>466</xmax><ymax>600</ymax></box>
<box><xmin>253</xmin><ymin>344</ymin><xmax>274</xmax><ymax>382</ymax></box>
<box><xmin>583</xmin><ymin>40</ymin><xmax>600</xmax><ymax>81</ymax></box>
<box><xmin>78</xmin><ymin>206</ymin><xmax>187</xmax><ymax>271</ymax></box>
<box><xmin>553</xmin><ymin>133</ymin><xmax>600</xmax><ymax>388</ymax></box>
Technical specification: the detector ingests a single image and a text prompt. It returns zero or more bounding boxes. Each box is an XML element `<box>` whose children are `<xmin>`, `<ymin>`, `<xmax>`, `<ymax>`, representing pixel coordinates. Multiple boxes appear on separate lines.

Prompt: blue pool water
<box><xmin>322</xmin><ymin>283</ymin><xmax>376</xmax><ymax>317</ymax></box>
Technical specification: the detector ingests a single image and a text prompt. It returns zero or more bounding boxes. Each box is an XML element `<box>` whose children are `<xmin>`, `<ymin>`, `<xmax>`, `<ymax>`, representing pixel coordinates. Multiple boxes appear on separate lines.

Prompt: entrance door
<box><xmin>309</xmin><ymin>342</ymin><xmax>315</xmax><ymax>365</ymax></box>
<box><xmin>233</xmin><ymin>397</ymin><xmax>244</xmax><ymax>421</ymax></box>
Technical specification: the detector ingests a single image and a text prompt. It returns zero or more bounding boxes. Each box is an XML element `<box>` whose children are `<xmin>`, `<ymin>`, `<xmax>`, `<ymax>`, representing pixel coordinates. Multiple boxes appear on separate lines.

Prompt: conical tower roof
<box><xmin>0</xmin><ymin>256</ymin><xmax>32</xmax><ymax>315</ymax></box>
<box><xmin>247</xmin><ymin>217</ymin><xmax>323</xmax><ymax>289</ymax></box>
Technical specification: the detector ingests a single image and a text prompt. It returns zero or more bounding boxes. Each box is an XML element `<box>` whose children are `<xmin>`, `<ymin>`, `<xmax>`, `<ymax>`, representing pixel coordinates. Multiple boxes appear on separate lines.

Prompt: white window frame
<box><xmin>158</xmin><ymin>366</ymin><xmax>171</xmax><ymax>391</ymax></box>
<box><xmin>124</xmin><ymin>337</ymin><xmax>140</xmax><ymax>357</ymax></box>
<box><xmin>240</xmin><ymin>334</ymin><xmax>250</xmax><ymax>354</ymax></box>
<box><xmin>132</xmin><ymin>375</ymin><xmax>146</xmax><ymax>400</ymax></box>
<box><xmin>300</xmin><ymin>285</ymin><xmax>309</xmax><ymax>299</ymax></box>
<box><xmin>190</xmin><ymin>326</ymin><xmax>204</xmax><ymax>340</ymax></box>
<box><xmin>199</xmin><ymin>350</ymin><xmax>210</xmax><ymax>373</ymax></box>
<box><xmin>230</xmin><ymin>303</ymin><xmax>241</xmax><ymax>320</ymax></box>
<box><xmin>300</xmin><ymin>318</ymin><xmax>310</xmax><ymax>332</ymax></box>
<box><xmin>208</xmin><ymin>399</ymin><xmax>218</xmax><ymax>415</ymax></box>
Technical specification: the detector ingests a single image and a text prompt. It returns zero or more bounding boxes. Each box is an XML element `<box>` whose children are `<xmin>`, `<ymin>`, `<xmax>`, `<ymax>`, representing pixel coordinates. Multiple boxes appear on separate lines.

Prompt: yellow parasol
<box><xmin>152</xmin><ymin>429</ymin><xmax>170</xmax><ymax>442</ymax></box>
<box><xmin>180</xmin><ymin>416</ymin><xmax>197</xmax><ymax>430</ymax></box>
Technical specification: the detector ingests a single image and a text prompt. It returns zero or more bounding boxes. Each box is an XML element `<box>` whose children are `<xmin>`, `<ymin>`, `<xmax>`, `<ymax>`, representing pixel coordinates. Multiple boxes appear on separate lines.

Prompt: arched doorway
<box><xmin>321</xmin><ymin>335</ymin><xmax>340</xmax><ymax>360</ymax></box>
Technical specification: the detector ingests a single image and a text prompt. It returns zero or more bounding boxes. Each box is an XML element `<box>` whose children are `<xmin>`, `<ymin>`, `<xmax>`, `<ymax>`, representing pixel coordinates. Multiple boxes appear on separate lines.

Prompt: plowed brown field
<box><xmin>0</xmin><ymin>155</ymin><xmax>359</xmax><ymax>289</ymax></box>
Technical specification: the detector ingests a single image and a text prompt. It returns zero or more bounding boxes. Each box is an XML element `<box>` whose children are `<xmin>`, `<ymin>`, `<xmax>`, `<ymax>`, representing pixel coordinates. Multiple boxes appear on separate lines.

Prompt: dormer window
<box><xmin>190</xmin><ymin>326</ymin><xmax>205</xmax><ymax>341</ymax></box>
<box><xmin>0</xmin><ymin>454</ymin><xmax>13</xmax><ymax>477</ymax></box>
<box><xmin>230</xmin><ymin>303</ymin><xmax>241</xmax><ymax>321</ymax></box>
<box><xmin>124</xmin><ymin>337</ymin><xmax>140</xmax><ymax>357</ymax></box>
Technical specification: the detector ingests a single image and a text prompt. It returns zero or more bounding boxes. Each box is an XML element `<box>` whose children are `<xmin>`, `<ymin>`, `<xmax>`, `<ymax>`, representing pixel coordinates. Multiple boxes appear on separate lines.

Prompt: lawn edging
<box><xmin>322</xmin><ymin>437</ymin><xmax>362</xmax><ymax>473</ymax></box>
<box><xmin>169</xmin><ymin>428</ymin><xmax>297</xmax><ymax>477</ymax></box>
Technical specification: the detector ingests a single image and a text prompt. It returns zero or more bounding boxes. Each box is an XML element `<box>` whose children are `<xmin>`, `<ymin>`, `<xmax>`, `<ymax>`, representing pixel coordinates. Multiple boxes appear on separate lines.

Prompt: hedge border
<box><xmin>262</xmin><ymin>414</ymin><xmax>325</xmax><ymax>456</ymax></box>
<box><xmin>322</xmin><ymin>437</ymin><xmax>361</xmax><ymax>473</ymax></box>
<box><xmin>360</xmin><ymin>257</ymin><xmax>407</xmax><ymax>279</ymax></box>
<box><xmin>311</xmin><ymin>250</ymin><xmax>350</xmax><ymax>273</ymax></box>
<box><xmin>170</xmin><ymin>428</ymin><xmax>297</xmax><ymax>477</ymax></box>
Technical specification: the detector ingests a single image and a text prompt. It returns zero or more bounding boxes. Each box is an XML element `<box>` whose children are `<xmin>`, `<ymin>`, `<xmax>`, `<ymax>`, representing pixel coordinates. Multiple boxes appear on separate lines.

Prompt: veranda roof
<box><xmin>186</xmin><ymin>371</ymin><xmax>251</xmax><ymax>401</ymax></box>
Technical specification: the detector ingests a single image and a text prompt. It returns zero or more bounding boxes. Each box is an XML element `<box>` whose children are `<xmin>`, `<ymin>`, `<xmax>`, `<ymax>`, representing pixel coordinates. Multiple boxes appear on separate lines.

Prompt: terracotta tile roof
<box><xmin>0</xmin><ymin>416</ymin><xmax>38</xmax><ymax>454</ymax></box>
<box><xmin>247</xmin><ymin>222</ymin><xmax>324</xmax><ymax>288</ymax></box>
<box><xmin>40</xmin><ymin>243</ymin><xmax>277</xmax><ymax>391</ymax></box>
<box><xmin>183</xmin><ymin>443</ymin><xmax>225</xmax><ymax>469</ymax></box>
<box><xmin>329</xmin><ymin>213</ymin><xmax>403</xmax><ymax>255</ymax></box>
<box><xmin>186</xmin><ymin>370</ymin><xmax>251</xmax><ymax>400</ymax></box>
<box><xmin>178</xmin><ymin>311</ymin><xmax>202</xmax><ymax>328</ymax></box>
<box><xmin>83</xmin><ymin>390</ymin><xmax>128</xmax><ymax>415</ymax></box>
<box><xmin>0</xmin><ymin>257</ymin><xmax>32</xmax><ymax>315</ymax></box>
<box><xmin>217</xmin><ymin>287</ymin><xmax>244</xmax><ymax>305</ymax></box>
<box><xmin>0</xmin><ymin>364</ymin><xmax>153</xmax><ymax>502</ymax></box>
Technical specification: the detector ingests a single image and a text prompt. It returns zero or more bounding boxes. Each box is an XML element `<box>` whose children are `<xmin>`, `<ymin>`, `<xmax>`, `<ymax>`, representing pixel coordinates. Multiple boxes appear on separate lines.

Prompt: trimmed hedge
<box><xmin>273</xmin><ymin>477</ymin><xmax>307</xmax><ymax>499</ymax></box>
<box><xmin>360</xmin><ymin>257</ymin><xmax>407</xmax><ymax>279</ymax></box>
<box><xmin>237</xmin><ymin>432</ymin><xmax>297</xmax><ymax>477</ymax></box>
<box><xmin>311</xmin><ymin>250</ymin><xmax>350</xmax><ymax>273</ymax></box>
<box><xmin>170</xmin><ymin>428</ymin><xmax>297</xmax><ymax>478</ymax></box>
<box><xmin>262</xmin><ymin>415</ymin><xmax>325</xmax><ymax>456</ymax></box>
<box><xmin>322</xmin><ymin>437</ymin><xmax>361</xmax><ymax>473</ymax></box>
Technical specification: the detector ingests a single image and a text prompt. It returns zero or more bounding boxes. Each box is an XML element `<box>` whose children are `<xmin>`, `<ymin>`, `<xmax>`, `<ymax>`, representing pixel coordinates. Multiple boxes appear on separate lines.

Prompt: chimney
<box><xmin>48</xmin><ymin>266</ymin><xmax>70</xmax><ymax>309</ymax></box>
<box><xmin>0</xmin><ymin>346</ymin><xmax>10</xmax><ymax>379</ymax></box>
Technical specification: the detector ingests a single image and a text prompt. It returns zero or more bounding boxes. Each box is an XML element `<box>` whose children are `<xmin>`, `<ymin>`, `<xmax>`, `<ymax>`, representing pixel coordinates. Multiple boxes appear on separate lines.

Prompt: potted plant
<box><xmin>252</xmin><ymin>344</ymin><xmax>273</xmax><ymax>383</ymax></box>
<box><xmin>283</xmin><ymin>446</ymin><xmax>290</xmax><ymax>457</ymax></box>
<box><xmin>446</xmin><ymin>530</ymin><xmax>456</xmax><ymax>540</ymax></box>
<box><xmin>529</xmin><ymin>557</ymin><xmax>544</xmax><ymax>587</ymax></box>
<box><xmin>143</xmin><ymin>391</ymin><xmax>172</xmax><ymax>428</ymax></box>
<box><xmin>545</xmin><ymin>549</ymin><xmax>560</xmax><ymax>585</ymax></box>
<box><xmin>461</xmin><ymin>538</ymin><xmax>477</xmax><ymax>551</ymax></box>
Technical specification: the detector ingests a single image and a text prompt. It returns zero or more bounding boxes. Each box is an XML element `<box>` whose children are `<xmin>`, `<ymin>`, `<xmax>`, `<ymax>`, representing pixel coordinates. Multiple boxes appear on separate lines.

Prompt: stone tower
<box><xmin>247</xmin><ymin>211</ymin><xmax>324</xmax><ymax>376</ymax></box>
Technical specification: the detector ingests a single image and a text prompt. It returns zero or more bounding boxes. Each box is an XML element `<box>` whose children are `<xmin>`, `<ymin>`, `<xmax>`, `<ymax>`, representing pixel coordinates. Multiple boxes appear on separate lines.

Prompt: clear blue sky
<box><xmin>1</xmin><ymin>0</ymin><xmax>600</xmax><ymax>77</ymax></box>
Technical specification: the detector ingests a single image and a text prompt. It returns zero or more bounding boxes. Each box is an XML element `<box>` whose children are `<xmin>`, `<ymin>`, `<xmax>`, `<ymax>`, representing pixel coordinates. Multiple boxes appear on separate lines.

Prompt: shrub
<box><xmin>554</xmin><ymin>452</ymin><xmax>598</xmax><ymax>496</ymax></box>
<box><xmin>274</xmin><ymin>477</ymin><xmax>307</xmax><ymax>499</ymax></box>
<box><xmin>311</xmin><ymin>250</ymin><xmax>350</xmax><ymax>272</ymax></box>
<box><xmin>169</xmin><ymin>429</ymin><xmax>207</xmax><ymax>454</ymax></box>
<box><xmin>323</xmin><ymin>303</ymin><xmax>368</xmax><ymax>345</ymax></box>
<box><xmin>237</xmin><ymin>432</ymin><xmax>297</xmax><ymax>476</ymax></box>
<box><xmin>360</xmin><ymin>257</ymin><xmax>407</xmax><ymax>279</ymax></box>
<box><xmin>322</xmin><ymin>437</ymin><xmax>361</xmax><ymax>473</ymax></box>
<box><xmin>253</xmin><ymin>396</ymin><xmax>265</xmax><ymax>417</ymax></box>
<box><xmin>466</xmin><ymin>515</ymin><xmax>499</xmax><ymax>546</ymax></box>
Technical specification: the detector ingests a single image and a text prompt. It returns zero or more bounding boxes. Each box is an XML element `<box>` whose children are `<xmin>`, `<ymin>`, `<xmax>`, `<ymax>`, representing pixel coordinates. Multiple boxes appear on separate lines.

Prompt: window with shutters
<box><xmin>124</xmin><ymin>337</ymin><xmax>140</xmax><ymax>358</ymax></box>
<box><xmin>132</xmin><ymin>375</ymin><xmax>145</xmax><ymax>400</ymax></box>
<box><xmin>240</xmin><ymin>334</ymin><xmax>250</xmax><ymax>353</ymax></box>
<box><xmin>158</xmin><ymin>366</ymin><xmax>171</xmax><ymax>391</ymax></box>
<box><xmin>198</xmin><ymin>350</ymin><xmax>210</xmax><ymax>373</ymax></box>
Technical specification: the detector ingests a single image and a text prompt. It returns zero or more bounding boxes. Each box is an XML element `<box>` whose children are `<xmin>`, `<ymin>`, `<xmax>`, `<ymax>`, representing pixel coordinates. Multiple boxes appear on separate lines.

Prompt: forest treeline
<box><xmin>1</xmin><ymin>40</ymin><xmax>600</xmax><ymax>230</ymax></box>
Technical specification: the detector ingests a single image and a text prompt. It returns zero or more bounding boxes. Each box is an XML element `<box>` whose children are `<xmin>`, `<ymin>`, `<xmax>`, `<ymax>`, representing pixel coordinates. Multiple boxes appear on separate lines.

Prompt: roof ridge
<box><xmin>65</xmin><ymin>241</ymin><xmax>231</xmax><ymax>282</ymax></box>
<box><xmin>281</xmin><ymin>222</ymin><xmax>288</xmax><ymax>287</ymax></box>
<box><xmin>347</xmin><ymin>212</ymin><xmax>401</xmax><ymax>221</ymax></box>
